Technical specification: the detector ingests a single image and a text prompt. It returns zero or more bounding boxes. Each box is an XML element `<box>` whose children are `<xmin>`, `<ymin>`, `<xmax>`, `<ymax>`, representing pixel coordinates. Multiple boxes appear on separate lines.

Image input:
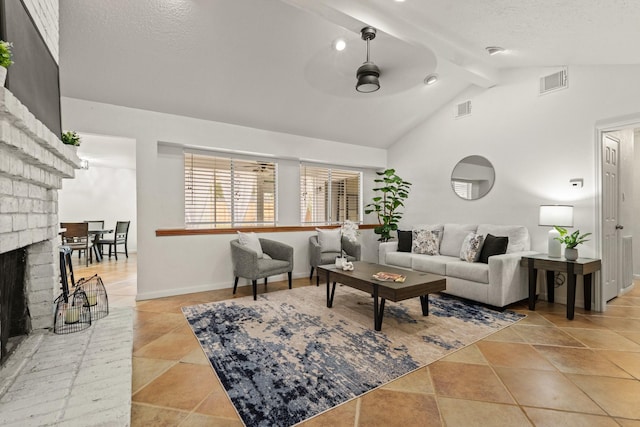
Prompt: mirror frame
<box><xmin>450</xmin><ymin>155</ymin><xmax>495</xmax><ymax>200</ymax></box>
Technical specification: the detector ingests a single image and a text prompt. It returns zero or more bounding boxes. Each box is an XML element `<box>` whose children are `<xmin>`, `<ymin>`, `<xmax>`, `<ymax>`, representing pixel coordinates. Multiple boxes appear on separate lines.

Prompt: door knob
<box><xmin>615</xmin><ymin>225</ymin><xmax>624</xmax><ymax>230</ymax></box>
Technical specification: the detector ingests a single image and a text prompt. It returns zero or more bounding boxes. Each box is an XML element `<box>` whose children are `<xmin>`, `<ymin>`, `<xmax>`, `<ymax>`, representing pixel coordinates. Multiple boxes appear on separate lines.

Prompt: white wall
<box><xmin>59</xmin><ymin>165</ymin><xmax>137</xmax><ymax>252</ymax></box>
<box><xmin>388</xmin><ymin>65</ymin><xmax>640</xmax><ymax>303</ymax></box>
<box><xmin>61</xmin><ymin>98</ymin><xmax>387</xmax><ymax>299</ymax></box>
<box><xmin>635</xmin><ymin>130</ymin><xmax>640</xmax><ymax>278</ymax></box>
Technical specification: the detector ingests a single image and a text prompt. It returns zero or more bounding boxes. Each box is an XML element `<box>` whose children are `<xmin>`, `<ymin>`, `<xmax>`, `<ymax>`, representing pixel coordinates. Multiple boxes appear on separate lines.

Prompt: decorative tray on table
<box><xmin>372</xmin><ymin>272</ymin><xmax>406</xmax><ymax>283</ymax></box>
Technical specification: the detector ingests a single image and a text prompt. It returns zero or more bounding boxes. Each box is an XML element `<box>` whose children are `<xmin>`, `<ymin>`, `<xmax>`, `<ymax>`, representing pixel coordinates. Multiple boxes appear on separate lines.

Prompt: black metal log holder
<box><xmin>54</xmin><ymin>248</ymin><xmax>109</xmax><ymax>334</ymax></box>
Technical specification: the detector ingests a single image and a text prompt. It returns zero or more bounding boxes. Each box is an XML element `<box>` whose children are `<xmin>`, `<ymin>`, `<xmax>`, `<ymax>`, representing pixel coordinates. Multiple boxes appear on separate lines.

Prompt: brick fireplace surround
<box><xmin>0</xmin><ymin>87</ymin><xmax>80</xmax><ymax>349</ymax></box>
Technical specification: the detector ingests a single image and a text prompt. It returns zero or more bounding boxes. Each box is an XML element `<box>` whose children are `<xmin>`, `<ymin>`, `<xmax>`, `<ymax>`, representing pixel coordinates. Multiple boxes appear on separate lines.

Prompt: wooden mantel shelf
<box><xmin>155</xmin><ymin>223</ymin><xmax>378</xmax><ymax>236</ymax></box>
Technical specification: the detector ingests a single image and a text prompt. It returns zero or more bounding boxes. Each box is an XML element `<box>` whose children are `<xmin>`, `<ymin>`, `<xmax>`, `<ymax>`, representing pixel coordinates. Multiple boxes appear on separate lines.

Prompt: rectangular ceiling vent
<box><xmin>455</xmin><ymin>100</ymin><xmax>472</xmax><ymax>118</ymax></box>
<box><xmin>540</xmin><ymin>69</ymin><xmax>568</xmax><ymax>95</ymax></box>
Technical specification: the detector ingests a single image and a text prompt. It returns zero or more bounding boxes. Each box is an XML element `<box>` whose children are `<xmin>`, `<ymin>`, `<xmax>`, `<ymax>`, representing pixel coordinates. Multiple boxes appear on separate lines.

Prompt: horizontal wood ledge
<box><xmin>156</xmin><ymin>223</ymin><xmax>379</xmax><ymax>236</ymax></box>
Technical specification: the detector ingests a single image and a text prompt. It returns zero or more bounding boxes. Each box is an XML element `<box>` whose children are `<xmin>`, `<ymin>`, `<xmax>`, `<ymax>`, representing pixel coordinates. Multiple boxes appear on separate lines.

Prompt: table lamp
<box><xmin>539</xmin><ymin>205</ymin><xmax>573</xmax><ymax>258</ymax></box>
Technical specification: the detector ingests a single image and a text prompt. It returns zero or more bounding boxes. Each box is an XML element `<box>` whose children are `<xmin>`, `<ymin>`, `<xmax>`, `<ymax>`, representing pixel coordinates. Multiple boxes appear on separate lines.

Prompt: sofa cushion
<box><xmin>412</xmin><ymin>229</ymin><xmax>441</xmax><ymax>255</ymax></box>
<box><xmin>476</xmin><ymin>224</ymin><xmax>530</xmax><ymax>253</ymax></box>
<box><xmin>397</xmin><ymin>230</ymin><xmax>412</xmax><ymax>252</ymax></box>
<box><xmin>460</xmin><ymin>232</ymin><xmax>485</xmax><ymax>262</ymax></box>
<box><xmin>479</xmin><ymin>234</ymin><xmax>508</xmax><ymax>264</ymax></box>
<box><xmin>316</xmin><ymin>228</ymin><xmax>342</xmax><ymax>253</ymax></box>
<box><xmin>440</xmin><ymin>224</ymin><xmax>478</xmax><ymax>257</ymax></box>
<box><xmin>446</xmin><ymin>261</ymin><xmax>489</xmax><ymax>284</ymax></box>
<box><xmin>386</xmin><ymin>251</ymin><xmax>413</xmax><ymax>268</ymax></box>
<box><xmin>411</xmin><ymin>255</ymin><xmax>455</xmax><ymax>276</ymax></box>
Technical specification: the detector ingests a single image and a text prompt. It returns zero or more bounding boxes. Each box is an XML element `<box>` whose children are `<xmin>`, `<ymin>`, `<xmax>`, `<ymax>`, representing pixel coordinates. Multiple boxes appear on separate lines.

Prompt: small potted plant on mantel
<box><xmin>0</xmin><ymin>40</ymin><xmax>14</xmax><ymax>86</ymax></box>
<box><xmin>554</xmin><ymin>226</ymin><xmax>591</xmax><ymax>261</ymax></box>
<box><xmin>61</xmin><ymin>131</ymin><xmax>81</xmax><ymax>148</ymax></box>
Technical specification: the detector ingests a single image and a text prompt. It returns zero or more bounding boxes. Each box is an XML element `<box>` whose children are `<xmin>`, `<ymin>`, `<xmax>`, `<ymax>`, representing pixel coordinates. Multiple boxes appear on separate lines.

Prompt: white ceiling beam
<box><xmin>281</xmin><ymin>0</ymin><xmax>499</xmax><ymax>88</ymax></box>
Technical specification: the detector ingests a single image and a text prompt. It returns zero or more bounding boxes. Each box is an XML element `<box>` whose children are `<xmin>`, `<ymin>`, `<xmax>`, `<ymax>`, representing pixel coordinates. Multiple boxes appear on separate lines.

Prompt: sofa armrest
<box><xmin>230</xmin><ymin>240</ymin><xmax>259</xmax><ymax>279</ymax></box>
<box><xmin>379</xmin><ymin>241</ymin><xmax>399</xmax><ymax>265</ymax></box>
<box><xmin>341</xmin><ymin>237</ymin><xmax>361</xmax><ymax>261</ymax></box>
<box><xmin>260</xmin><ymin>238</ymin><xmax>294</xmax><ymax>266</ymax></box>
<box><xmin>308</xmin><ymin>235</ymin><xmax>322</xmax><ymax>268</ymax></box>
<box><xmin>488</xmin><ymin>251</ymin><xmax>537</xmax><ymax>306</ymax></box>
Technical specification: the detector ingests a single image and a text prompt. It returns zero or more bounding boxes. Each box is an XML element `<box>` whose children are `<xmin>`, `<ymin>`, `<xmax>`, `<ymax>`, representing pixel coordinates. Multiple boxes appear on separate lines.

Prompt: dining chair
<box><xmin>85</xmin><ymin>220</ymin><xmax>105</xmax><ymax>256</ymax></box>
<box><xmin>60</xmin><ymin>222</ymin><xmax>94</xmax><ymax>267</ymax></box>
<box><xmin>97</xmin><ymin>221</ymin><xmax>130</xmax><ymax>260</ymax></box>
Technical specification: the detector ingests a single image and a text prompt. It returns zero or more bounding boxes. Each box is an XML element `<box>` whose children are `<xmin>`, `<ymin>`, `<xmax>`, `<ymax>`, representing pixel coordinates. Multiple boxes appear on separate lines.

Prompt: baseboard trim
<box><xmin>136</xmin><ymin>271</ymin><xmax>310</xmax><ymax>301</ymax></box>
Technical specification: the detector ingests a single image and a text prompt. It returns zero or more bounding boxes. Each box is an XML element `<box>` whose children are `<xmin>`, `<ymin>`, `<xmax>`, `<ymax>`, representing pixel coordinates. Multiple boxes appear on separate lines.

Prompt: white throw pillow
<box><xmin>460</xmin><ymin>232</ymin><xmax>485</xmax><ymax>262</ymax></box>
<box><xmin>316</xmin><ymin>228</ymin><xmax>342</xmax><ymax>253</ymax></box>
<box><xmin>237</xmin><ymin>231</ymin><xmax>264</xmax><ymax>258</ymax></box>
<box><xmin>440</xmin><ymin>224</ymin><xmax>478</xmax><ymax>257</ymax></box>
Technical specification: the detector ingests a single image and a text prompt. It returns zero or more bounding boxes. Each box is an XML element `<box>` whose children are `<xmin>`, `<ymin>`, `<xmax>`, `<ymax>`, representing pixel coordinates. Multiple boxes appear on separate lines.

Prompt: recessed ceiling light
<box><xmin>485</xmin><ymin>46</ymin><xmax>505</xmax><ymax>56</ymax></box>
<box><xmin>333</xmin><ymin>38</ymin><xmax>346</xmax><ymax>51</ymax></box>
<box><xmin>424</xmin><ymin>74</ymin><xmax>438</xmax><ymax>85</ymax></box>
<box><xmin>395</xmin><ymin>0</ymin><xmax>406</xmax><ymax>2</ymax></box>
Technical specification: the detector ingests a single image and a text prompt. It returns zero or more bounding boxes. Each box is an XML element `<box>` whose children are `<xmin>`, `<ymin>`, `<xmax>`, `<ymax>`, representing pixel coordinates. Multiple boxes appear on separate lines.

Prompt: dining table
<box><xmin>88</xmin><ymin>229</ymin><xmax>113</xmax><ymax>262</ymax></box>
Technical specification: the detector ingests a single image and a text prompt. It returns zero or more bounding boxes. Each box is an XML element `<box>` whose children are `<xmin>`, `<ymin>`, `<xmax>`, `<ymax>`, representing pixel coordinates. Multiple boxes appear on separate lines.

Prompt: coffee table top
<box><xmin>318</xmin><ymin>261</ymin><xmax>446</xmax><ymax>294</ymax></box>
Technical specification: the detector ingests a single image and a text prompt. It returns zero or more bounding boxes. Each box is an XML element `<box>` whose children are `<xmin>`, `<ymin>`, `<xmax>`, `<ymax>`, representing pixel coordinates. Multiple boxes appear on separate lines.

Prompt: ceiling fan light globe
<box><xmin>356</xmin><ymin>61</ymin><xmax>380</xmax><ymax>92</ymax></box>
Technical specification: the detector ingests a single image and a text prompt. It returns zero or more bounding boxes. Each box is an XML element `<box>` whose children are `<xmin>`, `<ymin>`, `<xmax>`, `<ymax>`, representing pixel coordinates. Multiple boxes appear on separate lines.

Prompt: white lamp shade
<box><xmin>539</xmin><ymin>205</ymin><xmax>574</xmax><ymax>227</ymax></box>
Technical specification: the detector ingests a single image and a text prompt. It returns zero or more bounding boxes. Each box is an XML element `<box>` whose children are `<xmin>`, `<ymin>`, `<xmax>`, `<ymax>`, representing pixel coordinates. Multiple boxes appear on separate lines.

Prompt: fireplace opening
<box><xmin>0</xmin><ymin>247</ymin><xmax>31</xmax><ymax>365</ymax></box>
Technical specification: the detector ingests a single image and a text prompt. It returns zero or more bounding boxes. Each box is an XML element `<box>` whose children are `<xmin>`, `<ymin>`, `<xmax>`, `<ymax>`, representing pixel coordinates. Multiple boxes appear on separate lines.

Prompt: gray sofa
<box><xmin>379</xmin><ymin>224</ymin><xmax>536</xmax><ymax>308</ymax></box>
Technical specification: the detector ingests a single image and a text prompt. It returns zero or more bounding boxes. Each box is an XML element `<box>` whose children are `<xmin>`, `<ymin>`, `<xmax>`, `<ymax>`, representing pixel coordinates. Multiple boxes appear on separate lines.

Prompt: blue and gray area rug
<box><xmin>182</xmin><ymin>285</ymin><xmax>524</xmax><ymax>427</ymax></box>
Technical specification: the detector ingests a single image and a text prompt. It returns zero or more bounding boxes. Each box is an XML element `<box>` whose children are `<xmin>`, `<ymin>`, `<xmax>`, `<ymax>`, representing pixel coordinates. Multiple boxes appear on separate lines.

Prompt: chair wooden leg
<box><xmin>288</xmin><ymin>272</ymin><xmax>292</xmax><ymax>289</ymax></box>
<box><xmin>316</xmin><ymin>273</ymin><xmax>320</xmax><ymax>287</ymax></box>
<box><xmin>233</xmin><ymin>277</ymin><xmax>239</xmax><ymax>294</ymax></box>
<box><xmin>114</xmin><ymin>243</ymin><xmax>118</xmax><ymax>261</ymax></box>
<box><xmin>252</xmin><ymin>280</ymin><xmax>258</xmax><ymax>300</ymax></box>
<box><xmin>309</xmin><ymin>266</ymin><xmax>314</xmax><ymax>280</ymax></box>
<box><xmin>264</xmin><ymin>278</ymin><xmax>267</xmax><ymax>286</ymax></box>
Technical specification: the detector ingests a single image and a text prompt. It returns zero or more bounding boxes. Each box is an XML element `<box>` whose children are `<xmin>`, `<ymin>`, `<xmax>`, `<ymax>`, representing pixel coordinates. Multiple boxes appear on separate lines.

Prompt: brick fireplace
<box><xmin>0</xmin><ymin>87</ymin><xmax>80</xmax><ymax>363</ymax></box>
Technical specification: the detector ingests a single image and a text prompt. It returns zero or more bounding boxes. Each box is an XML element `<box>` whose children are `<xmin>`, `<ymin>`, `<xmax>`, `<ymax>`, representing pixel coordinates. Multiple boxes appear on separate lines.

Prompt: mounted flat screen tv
<box><xmin>0</xmin><ymin>0</ymin><xmax>62</xmax><ymax>137</ymax></box>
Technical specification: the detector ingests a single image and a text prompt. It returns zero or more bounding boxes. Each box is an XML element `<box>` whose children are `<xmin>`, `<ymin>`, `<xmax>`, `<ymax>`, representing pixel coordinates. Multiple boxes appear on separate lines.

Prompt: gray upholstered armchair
<box><xmin>230</xmin><ymin>238</ymin><xmax>294</xmax><ymax>300</ymax></box>
<box><xmin>309</xmin><ymin>235</ymin><xmax>361</xmax><ymax>286</ymax></box>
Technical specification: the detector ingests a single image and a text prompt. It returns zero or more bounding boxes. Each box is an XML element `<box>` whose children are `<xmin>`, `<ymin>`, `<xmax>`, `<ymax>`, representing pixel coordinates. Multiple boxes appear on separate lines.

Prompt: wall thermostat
<box><xmin>570</xmin><ymin>178</ymin><xmax>583</xmax><ymax>188</ymax></box>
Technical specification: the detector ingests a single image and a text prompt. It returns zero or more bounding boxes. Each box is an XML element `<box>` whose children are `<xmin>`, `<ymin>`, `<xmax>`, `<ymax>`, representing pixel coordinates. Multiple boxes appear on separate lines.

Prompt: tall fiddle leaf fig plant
<box><xmin>365</xmin><ymin>169</ymin><xmax>412</xmax><ymax>242</ymax></box>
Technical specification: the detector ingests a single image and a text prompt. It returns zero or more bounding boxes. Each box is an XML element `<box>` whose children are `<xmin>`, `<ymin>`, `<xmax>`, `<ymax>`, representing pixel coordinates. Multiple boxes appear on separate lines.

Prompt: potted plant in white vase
<box><xmin>61</xmin><ymin>131</ymin><xmax>81</xmax><ymax>150</ymax></box>
<box><xmin>554</xmin><ymin>226</ymin><xmax>591</xmax><ymax>261</ymax></box>
<box><xmin>0</xmin><ymin>40</ymin><xmax>14</xmax><ymax>86</ymax></box>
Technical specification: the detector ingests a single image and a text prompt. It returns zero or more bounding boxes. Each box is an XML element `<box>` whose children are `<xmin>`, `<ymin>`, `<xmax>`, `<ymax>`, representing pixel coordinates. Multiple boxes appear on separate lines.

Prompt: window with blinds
<box><xmin>184</xmin><ymin>153</ymin><xmax>277</xmax><ymax>228</ymax></box>
<box><xmin>300</xmin><ymin>165</ymin><xmax>361</xmax><ymax>224</ymax></box>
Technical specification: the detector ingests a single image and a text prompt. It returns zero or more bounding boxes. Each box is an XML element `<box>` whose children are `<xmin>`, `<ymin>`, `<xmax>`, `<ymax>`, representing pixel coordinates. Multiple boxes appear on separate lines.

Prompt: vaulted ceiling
<box><xmin>59</xmin><ymin>0</ymin><xmax>640</xmax><ymax>149</ymax></box>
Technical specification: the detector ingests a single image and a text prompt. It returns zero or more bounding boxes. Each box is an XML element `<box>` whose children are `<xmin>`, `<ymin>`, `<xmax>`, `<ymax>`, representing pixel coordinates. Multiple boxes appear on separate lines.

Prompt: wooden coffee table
<box><xmin>317</xmin><ymin>261</ymin><xmax>447</xmax><ymax>331</ymax></box>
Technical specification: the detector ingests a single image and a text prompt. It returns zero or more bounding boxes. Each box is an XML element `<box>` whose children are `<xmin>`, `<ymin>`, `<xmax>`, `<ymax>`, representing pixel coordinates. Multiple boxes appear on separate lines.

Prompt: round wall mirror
<box><xmin>450</xmin><ymin>155</ymin><xmax>495</xmax><ymax>200</ymax></box>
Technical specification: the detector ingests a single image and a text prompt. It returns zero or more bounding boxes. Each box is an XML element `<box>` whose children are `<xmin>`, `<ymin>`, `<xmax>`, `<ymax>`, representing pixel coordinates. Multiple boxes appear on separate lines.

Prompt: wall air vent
<box><xmin>455</xmin><ymin>100</ymin><xmax>472</xmax><ymax>118</ymax></box>
<box><xmin>540</xmin><ymin>69</ymin><xmax>568</xmax><ymax>95</ymax></box>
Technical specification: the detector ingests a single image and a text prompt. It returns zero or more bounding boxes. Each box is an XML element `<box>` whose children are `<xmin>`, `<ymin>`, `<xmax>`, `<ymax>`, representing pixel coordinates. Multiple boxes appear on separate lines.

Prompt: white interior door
<box><xmin>602</xmin><ymin>133</ymin><xmax>620</xmax><ymax>302</ymax></box>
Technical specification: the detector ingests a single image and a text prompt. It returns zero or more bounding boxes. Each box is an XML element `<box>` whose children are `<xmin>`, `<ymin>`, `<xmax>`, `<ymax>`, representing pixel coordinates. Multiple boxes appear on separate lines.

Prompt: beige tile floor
<box><xmin>76</xmin><ymin>255</ymin><xmax>640</xmax><ymax>426</ymax></box>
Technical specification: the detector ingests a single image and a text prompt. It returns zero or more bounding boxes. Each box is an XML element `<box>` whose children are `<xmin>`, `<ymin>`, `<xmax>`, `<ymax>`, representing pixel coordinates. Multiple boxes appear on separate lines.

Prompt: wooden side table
<box><xmin>521</xmin><ymin>254</ymin><xmax>602</xmax><ymax>320</ymax></box>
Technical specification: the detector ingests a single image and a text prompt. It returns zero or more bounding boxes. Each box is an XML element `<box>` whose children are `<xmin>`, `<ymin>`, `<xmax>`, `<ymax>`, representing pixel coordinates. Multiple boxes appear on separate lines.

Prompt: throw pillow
<box><xmin>460</xmin><ymin>232</ymin><xmax>485</xmax><ymax>263</ymax></box>
<box><xmin>479</xmin><ymin>234</ymin><xmax>508</xmax><ymax>264</ymax></box>
<box><xmin>237</xmin><ymin>231</ymin><xmax>264</xmax><ymax>258</ymax></box>
<box><xmin>316</xmin><ymin>228</ymin><xmax>342</xmax><ymax>253</ymax></box>
<box><xmin>397</xmin><ymin>230</ymin><xmax>413</xmax><ymax>252</ymax></box>
<box><xmin>412</xmin><ymin>229</ymin><xmax>441</xmax><ymax>255</ymax></box>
